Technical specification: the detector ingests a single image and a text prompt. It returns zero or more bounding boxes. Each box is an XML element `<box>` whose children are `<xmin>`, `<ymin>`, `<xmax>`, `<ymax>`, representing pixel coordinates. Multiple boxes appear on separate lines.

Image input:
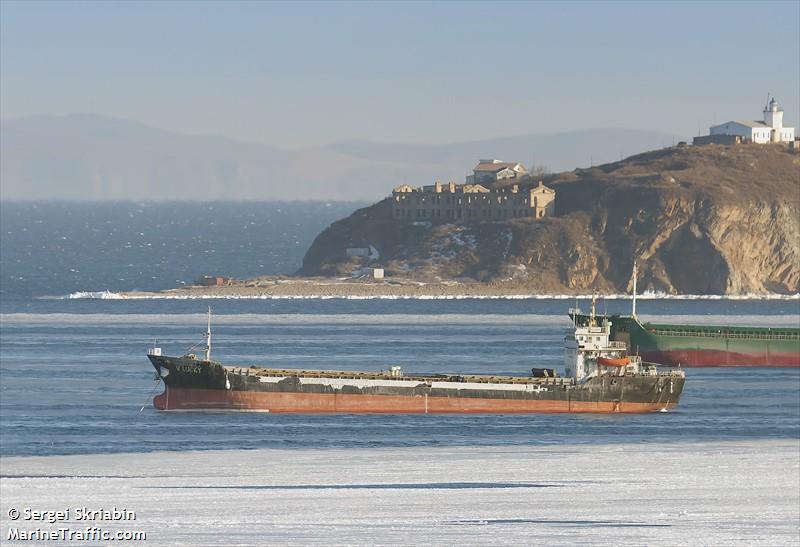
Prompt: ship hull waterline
<box><xmin>154</xmin><ymin>387</ymin><xmax>679</xmax><ymax>414</ymax></box>
<box><xmin>641</xmin><ymin>349</ymin><xmax>798</xmax><ymax>368</ymax></box>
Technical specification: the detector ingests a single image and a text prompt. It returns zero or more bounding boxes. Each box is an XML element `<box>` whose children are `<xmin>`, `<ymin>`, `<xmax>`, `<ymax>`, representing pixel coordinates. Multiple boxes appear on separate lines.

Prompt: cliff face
<box><xmin>300</xmin><ymin>144</ymin><xmax>800</xmax><ymax>295</ymax></box>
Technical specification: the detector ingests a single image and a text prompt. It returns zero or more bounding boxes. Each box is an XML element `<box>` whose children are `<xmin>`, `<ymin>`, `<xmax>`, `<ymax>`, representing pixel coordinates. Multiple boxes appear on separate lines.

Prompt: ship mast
<box><xmin>205</xmin><ymin>306</ymin><xmax>212</xmax><ymax>361</ymax></box>
<box><xmin>631</xmin><ymin>261</ymin><xmax>638</xmax><ymax>318</ymax></box>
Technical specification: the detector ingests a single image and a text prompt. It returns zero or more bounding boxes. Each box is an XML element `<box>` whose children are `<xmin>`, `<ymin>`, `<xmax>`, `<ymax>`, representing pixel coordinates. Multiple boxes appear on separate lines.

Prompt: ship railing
<box><xmin>233</xmin><ymin>366</ymin><xmax>573</xmax><ymax>385</ymax></box>
<box><xmin>634</xmin><ymin>369</ymin><xmax>684</xmax><ymax>377</ymax></box>
<box><xmin>606</xmin><ymin>341</ymin><xmax>627</xmax><ymax>349</ymax></box>
<box><xmin>648</xmin><ymin>328</ymin><xmax>799</xmax><ymax>341</ymax></box>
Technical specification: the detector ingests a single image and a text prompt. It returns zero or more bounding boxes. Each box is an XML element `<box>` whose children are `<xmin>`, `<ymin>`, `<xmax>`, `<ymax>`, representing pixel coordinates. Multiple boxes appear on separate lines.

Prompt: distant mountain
<box><xmin>1</xmin><ymin>114</ymin><xmax>684</xmax><ymax>201</ymax></box>
<box><xmin>328</xmin><ymin>128</ymin><xmax>683</xmax><ymax>172</ymax></box>
<box><xmin>0</xmin><ymin>114</ymin><xmax>379</xmax><ymax>201</ymax></box>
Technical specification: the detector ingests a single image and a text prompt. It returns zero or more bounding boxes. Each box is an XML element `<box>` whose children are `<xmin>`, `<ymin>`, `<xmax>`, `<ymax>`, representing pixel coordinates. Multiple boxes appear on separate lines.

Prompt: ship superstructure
<box><xmin>566</xmin><ymin>299</ymin><xmax>653</xmax><ymax>380</ymax></box>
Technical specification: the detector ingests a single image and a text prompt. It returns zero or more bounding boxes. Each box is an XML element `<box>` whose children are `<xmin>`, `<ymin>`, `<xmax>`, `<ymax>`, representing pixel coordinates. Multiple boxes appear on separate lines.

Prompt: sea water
<box><xmin>1</xmin><ymin>202</ymin><xmax>799</xmax><ymax>457</ymax></box>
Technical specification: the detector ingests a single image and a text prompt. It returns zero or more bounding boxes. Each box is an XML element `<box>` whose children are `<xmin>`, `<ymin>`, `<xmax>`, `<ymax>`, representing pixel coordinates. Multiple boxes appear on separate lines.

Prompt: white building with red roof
<box><xmin>466</xmin><ymin>159</ymin><xmax>527</xmax><ymax>184</ymax></box>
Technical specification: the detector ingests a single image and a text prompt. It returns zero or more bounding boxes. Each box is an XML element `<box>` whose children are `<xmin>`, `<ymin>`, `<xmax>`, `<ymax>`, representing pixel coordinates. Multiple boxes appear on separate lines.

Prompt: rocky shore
<box><xmin>113</xmin><ymin>276</ymin><xmax>798</xmax><ymax>300</ymax></box>
<box><xmin>121</xmin><ymin>277</ymin><xmax>564</xmax><ymax>299</ymax></box>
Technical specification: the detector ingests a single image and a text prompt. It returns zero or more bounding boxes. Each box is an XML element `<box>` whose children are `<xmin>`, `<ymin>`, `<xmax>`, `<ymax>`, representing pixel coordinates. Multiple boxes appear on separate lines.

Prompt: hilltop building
<box><xmin>392</xmin><ymin>179</ymin><xmax>555</xmax><ymax>222</ymax></box>
<box><xmin>466</xmin><ymin>160</ymin><xmax>527</xmax><ymax>184</ymax></box>
<box><xmin>700</xmin><ymin>97</ymin><xmax>795</xmax><ymax>144</ymax></box>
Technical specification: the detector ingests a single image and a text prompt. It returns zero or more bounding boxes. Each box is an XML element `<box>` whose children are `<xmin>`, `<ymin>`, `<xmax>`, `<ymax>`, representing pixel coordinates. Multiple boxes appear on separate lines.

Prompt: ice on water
<box><xmin>2</xmin><ymin>441</ymin><xmax>798</xmax><ymax>545</ymax></box>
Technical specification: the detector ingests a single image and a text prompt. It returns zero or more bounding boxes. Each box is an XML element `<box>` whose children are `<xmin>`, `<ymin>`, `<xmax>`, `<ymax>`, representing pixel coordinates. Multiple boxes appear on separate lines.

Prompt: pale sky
<box><xmin>1</xmin><ymin>0</ymin><xmax>798</xmax><ymax>148</ymax></box>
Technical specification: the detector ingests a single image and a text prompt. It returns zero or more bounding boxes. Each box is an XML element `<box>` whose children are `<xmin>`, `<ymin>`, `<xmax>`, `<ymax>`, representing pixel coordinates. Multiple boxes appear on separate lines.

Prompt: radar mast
<box><xmin>205</xmin><ymin>306</ymin><xmax>212</xmax><ymax>361</ymax></box>
<box><xmin>631</xmin><ymin>261</ymin><xmax>638</xmax><ymax>318</ymax></box>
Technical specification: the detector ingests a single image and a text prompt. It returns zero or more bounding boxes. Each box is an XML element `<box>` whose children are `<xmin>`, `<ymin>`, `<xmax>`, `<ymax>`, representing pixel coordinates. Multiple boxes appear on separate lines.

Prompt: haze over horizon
<box><xmin>1</xmin><ymin>115</ymin><xmax>684</xmax><ymax>200</ymax></box>
<box><xmin>2</xmin><ymin>1</ymin><xmax>798</xmax><ymax>145</ymax></box>
<box><xmin>1</xmin><ymin>1</ymin><xmax>798</xmax><ymax>200</ymax></box>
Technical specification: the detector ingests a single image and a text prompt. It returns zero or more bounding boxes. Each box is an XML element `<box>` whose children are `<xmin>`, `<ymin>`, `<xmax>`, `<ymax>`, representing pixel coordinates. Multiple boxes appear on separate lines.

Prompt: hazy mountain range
<box><xmin>1</xmin><ymin>114</ymin><xmax>685</xmax><ymax>201</ymax></box>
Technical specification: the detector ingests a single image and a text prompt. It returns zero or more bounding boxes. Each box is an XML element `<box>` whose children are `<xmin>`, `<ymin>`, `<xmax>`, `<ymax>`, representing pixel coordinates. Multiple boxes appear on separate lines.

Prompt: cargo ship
<box><xmin>146</xmin><ymin>306</ymin><xmax>684</xmax><ymax>414</ymax></box>
<box><xmin>570</xmin><ymin>264</ymin><xmax>800</xmax><ymax>367</ymax></box>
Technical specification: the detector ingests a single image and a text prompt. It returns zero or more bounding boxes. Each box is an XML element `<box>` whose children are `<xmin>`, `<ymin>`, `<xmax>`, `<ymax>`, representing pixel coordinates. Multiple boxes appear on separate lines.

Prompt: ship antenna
<box><xmin>631</xmin><ymin>260</ymin><xmax>638</xmax><ymax>318</ymax></box>
<box><xmin>573</xmin><ymin>295</ymin><xmax>578</xmax><ymax>328</ymax></box>
<box><xmin>205</xmin><ymin>306</ymin><xmax>212</xmax><ymax>361</ymax></box>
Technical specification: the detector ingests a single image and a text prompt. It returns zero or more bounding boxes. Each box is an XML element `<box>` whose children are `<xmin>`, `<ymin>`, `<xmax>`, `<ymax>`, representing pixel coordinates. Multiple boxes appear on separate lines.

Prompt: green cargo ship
<box><xmin>569</xmin><ymin>310</ymin><xmax>799</xmax><ymax>367</ymax></box>
<box><xmin>570</xmin><ymin>263</ymin><xmax>799</xmax><ymax>367</ymax></box>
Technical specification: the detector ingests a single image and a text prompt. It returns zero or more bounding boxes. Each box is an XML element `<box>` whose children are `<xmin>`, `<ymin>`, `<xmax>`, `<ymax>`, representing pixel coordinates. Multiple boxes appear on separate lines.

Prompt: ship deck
<box><xmin>643</xmin><ymin>323</ymin><xmax>799</xmax><ymax>340</ymax></box>
<box><xmin>219</xmin><ymin>363</ymin><xmax>682</xmax><ymax>386</ymax></box>
<box><xmin>222</xmin><ymin>364</ymin><xmax>573</xmax><ymax>386</ymax></box>
<box><xmin>570</xmin><ymin>312</ymin><xmax>799</xmax><ymax>340</ymax></box>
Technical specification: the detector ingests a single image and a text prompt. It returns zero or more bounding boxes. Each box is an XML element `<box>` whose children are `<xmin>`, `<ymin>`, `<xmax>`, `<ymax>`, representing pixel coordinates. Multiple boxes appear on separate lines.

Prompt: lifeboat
<box><xmin>597</xmin><ymin>356</ymin><xmax>630</xmax><ymax>367</ymax></box>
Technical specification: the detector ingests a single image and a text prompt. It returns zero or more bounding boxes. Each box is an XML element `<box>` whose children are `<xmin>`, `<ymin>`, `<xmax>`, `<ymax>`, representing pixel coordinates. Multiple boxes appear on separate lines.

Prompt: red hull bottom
<box><xmin>154</xmin><ymin>388</ymin><xmax>677</xmax><ymax>414</ymax></box>
<box><xmin>641</xmin><ymin>350</ymin><xmax>799</xmax><ymax>368</ymax></box>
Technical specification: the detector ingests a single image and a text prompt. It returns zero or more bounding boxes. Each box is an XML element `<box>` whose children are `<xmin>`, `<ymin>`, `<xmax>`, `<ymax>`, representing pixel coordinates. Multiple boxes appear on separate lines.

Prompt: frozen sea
<box><xmin>1</xmin><ymin>201</ymin><xmax>799</xmax><ymax>545</ymax></box>
<box><xmin>2</xmin><ymin>441</ymin><xmax>798</xmax><ymax>545</ymax></box>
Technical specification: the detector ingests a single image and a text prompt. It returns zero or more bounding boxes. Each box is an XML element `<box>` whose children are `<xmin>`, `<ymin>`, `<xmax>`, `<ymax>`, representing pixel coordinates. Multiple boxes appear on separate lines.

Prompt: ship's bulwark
<box><xmin>149</xmin><ymin>355</ymin><xmax>684</xmax><ymax>414</ymax></box>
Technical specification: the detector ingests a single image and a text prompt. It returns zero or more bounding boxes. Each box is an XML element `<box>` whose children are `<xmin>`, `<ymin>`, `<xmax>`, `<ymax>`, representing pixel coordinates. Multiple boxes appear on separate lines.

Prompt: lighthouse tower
<box><xmin>706</xmin><ymin>96</ymin><xmax>795</xmax><ymax>144</ymax></box>
<box><xmin>763</xmin><ymin>96</ymin><xmax>784</xmax><ymax>141</ymax></box>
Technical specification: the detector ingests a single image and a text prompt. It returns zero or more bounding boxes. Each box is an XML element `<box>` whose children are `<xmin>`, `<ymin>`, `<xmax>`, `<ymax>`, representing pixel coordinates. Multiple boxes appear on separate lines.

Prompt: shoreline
<box><xmin>61</xmin><ymin>278</ymin><xmax>800</xmax><ymax>300</ymax></box>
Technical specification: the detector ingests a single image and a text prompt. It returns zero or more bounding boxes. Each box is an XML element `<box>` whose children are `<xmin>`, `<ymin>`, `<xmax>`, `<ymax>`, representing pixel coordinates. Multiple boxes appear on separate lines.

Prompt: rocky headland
<box><xmin>299</xmin><ymin>144</ymin><xmax>800</xmax><ymax>295</ymax></box>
